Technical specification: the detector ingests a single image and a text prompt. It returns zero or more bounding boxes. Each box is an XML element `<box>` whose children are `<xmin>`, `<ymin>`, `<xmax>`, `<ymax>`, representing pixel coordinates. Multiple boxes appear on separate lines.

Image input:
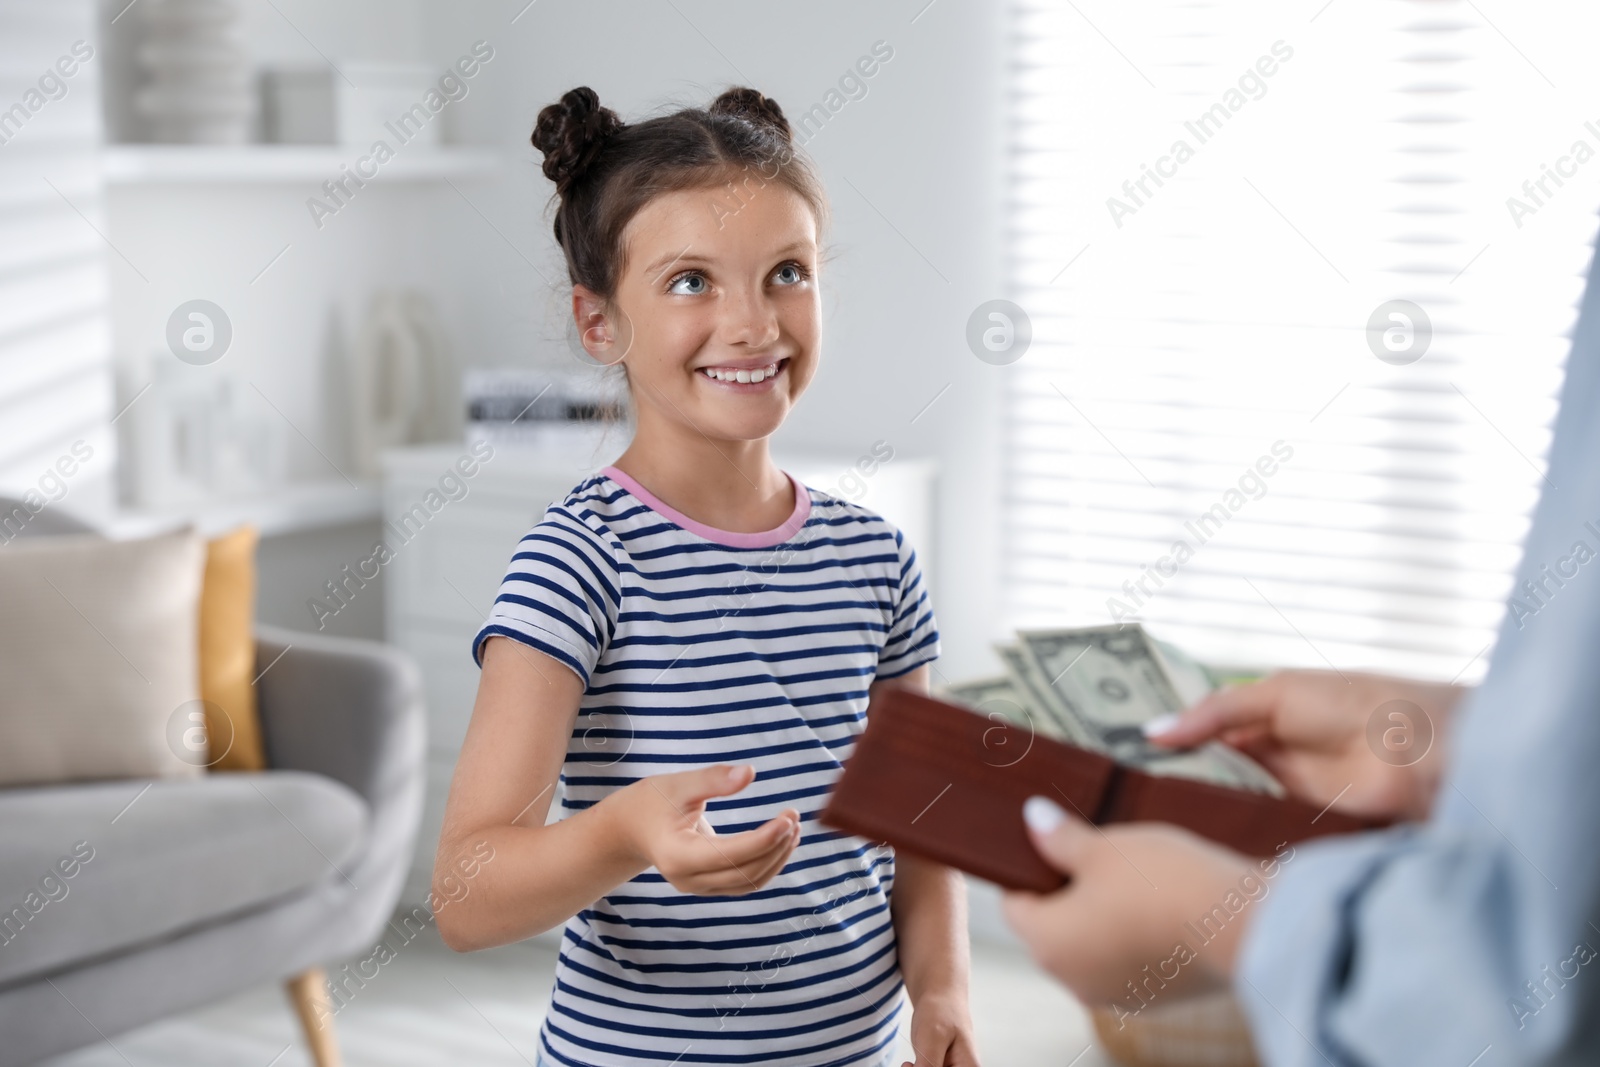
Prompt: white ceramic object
<box><xmin>261</xmin><ymin>67</ymin><xmax>336</xmax><ymax>143</ymax></box>
<box><xmin>129</xmin><ymin>357</ymin><xmax>287</xmax><ymax>507</ymax></box>
<box><xmin>349</xmin><ymin>292</ymin><xmax>429</xmax><ymax>478</ymax></box>
<box><xmin>398</xmin><ymin>291</ymin><xmax>457</xmax><ymax>441</ymax></box>
<box><xmin>337</xmin><ymin>62</ymin><xmax>438</xmax><ymax>147</ymax></box>
<box><xmin>135</xmin><ymin>0</ymin><xmax>253</xmax><ymax>144</ymax></box>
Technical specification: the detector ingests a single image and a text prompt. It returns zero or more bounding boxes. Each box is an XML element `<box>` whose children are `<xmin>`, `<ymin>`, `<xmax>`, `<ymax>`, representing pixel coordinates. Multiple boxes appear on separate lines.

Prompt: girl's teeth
<box><xmin>702</xmin><ymin>362</ymin><xmax>780</xmax><ymax>383</ymax></box>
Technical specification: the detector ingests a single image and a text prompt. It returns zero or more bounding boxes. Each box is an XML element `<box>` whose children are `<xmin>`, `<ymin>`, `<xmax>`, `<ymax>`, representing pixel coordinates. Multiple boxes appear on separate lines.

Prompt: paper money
<box><xmin>1150</xmin><ymin>636</ymin><xmax>1217</xmax><ymax>709</ymax></box>
<box><xmin>1013</xmin><ymin>625</ymin><xmax>1283</xmax><ymax>795</ymax></box>
<box><xmin>989</xmin><ymin>643</ymin><xmax>1100</xmax><ymax>747</ymax></box>
<box><xmin>943</xmin><ymin>675</ymin><xmax>1030</xmax><ymax>721</ymax></box>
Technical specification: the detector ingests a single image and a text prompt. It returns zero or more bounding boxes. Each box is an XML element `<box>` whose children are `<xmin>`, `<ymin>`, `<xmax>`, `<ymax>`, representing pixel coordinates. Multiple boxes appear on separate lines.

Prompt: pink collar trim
<box><xmin>602</xmin><ymin>465</ymin><xmax>812</xmax><ymax>549</ymax></box>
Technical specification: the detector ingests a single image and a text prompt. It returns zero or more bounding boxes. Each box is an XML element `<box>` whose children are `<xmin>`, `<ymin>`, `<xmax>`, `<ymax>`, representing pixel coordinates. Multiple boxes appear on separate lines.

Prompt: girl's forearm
<box><xmin>890</xmin><ymin>852</ymin><xmax>972</xmax><ymax>1003</ymax></box>
<box><xmin>435</xmin><ymin>793</ymin><xmax>645</xmax><ymax>952</ymax></box>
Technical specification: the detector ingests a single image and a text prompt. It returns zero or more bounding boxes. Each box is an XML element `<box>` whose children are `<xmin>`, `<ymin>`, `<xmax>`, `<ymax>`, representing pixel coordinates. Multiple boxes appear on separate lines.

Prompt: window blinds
<box><xmin>1005</xmin><ymin>0</ymin><xmax>1599</xmax><ymax>682</ymax></box>
<box><xmin>0</xmin><ymin>0</ymin><xmax>114</xmax><ymax>498</ymax></box>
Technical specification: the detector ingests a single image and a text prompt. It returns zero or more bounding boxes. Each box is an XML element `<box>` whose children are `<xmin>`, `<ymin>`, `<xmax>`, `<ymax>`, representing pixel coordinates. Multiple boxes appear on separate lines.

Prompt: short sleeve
<box><xmin>470</xmin><ymin>506</ymin><xmax>619</xmax><ymax>687</ymax></box>
<box><xmin>875</xmin><ymin>527</ymin><xmax>940</xmax><ymax>680</ymax></box>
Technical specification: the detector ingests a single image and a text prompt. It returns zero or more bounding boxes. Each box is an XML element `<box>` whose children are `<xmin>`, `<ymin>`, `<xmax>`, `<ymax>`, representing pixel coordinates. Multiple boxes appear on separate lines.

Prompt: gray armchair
<box><xmin>0</xmin><ymin>503</ymin><xmax>425</xmax><ymax>1067</ymax></box>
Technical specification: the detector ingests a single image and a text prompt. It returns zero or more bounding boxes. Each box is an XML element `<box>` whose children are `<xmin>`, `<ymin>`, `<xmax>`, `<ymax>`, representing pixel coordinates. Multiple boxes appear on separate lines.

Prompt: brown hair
<box><xmin>530</xmin><ymin>86</ymin><xmax>829</xmax><ymax>302</ymax></box>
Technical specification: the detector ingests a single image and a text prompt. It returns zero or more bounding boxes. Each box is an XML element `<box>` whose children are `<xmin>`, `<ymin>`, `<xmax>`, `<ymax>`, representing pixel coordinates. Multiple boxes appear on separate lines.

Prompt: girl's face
<box><xmin>576</xmin><ymin>178</ymin><xmax>821</xmax><ymax>444</ymax></box>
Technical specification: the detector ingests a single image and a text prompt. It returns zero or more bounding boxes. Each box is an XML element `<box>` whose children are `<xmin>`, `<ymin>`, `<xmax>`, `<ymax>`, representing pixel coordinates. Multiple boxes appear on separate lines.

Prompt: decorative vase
<box><xmin>134</xmin><ymin>0</ymin><xmax>253</xmax><ymax>143</ymax></box>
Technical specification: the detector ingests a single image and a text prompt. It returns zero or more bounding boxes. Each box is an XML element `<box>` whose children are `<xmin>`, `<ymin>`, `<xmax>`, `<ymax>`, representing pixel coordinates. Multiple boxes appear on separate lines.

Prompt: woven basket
<box><xmin>1090</xmin><ymin>991</ymin><xmax>1260</xmax><ymax>1067</ymax></box>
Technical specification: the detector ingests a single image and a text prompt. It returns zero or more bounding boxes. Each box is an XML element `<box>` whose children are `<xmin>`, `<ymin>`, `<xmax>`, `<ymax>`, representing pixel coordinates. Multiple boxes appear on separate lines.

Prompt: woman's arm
<box><xmin>881</xmin><ymin>666</ymin><xmax>980</xmax><ymax>1067</ymax></box>
<box><xmin>433</xmin><ymin>635</ymin><xmax>802</xmax><ymax>952</ymax></box>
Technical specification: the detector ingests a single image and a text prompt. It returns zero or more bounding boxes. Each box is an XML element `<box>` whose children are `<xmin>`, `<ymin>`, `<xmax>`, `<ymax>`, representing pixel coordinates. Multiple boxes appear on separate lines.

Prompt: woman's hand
<box><xmin>902</xmin><ymin>989</ymin><xmax>980</xmax><ymax>1067</ymax></box>
<box><xmin>611</xmin><ymin>764</ymin><xmax>801</xmax><ymax>895</ymax></box>
<box><xmin>1001</xmin><ymin>798</ymin><xmax>1271</xmax><ymax>1007</ymax></box>
<box><xmin>1146</xmin><ymin>669</ymin><xmax>1468</xmax><ymax>821</ymax></box>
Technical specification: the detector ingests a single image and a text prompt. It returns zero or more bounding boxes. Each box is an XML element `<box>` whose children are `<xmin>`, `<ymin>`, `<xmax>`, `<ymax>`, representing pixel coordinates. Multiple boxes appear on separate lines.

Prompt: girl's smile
<box><xmin>695</xmin><ymin>355</ymin><xmax>791</xmax><ymax>387</ymax></box>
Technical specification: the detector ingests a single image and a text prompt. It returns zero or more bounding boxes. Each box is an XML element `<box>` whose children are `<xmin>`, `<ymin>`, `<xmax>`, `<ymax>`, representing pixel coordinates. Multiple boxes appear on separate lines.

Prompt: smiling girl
<box><xmin>433</xmin><ymin>87</ymin><xmax>977</xmax><ymax>1067</ymax></box>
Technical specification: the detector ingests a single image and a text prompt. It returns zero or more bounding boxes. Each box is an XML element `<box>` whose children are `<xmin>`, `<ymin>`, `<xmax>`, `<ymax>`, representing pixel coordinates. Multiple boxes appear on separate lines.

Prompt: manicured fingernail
<box><xmin>1142</xmin><ymin>713</ymin><xmax>1180</xmax><ymax>738</ymax></box>
<box><xmin>1023</xmin><ymin>795</ymin><xmax>1066</xmax><ymax>834</ymax></box>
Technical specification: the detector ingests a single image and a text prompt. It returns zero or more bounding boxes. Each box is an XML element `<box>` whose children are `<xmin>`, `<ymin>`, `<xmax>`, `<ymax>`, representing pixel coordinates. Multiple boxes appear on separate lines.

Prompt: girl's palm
<box><xmin>623</xmin><ymin>764</ymin><xmax>802</xmax><ymax>895</ymax></box>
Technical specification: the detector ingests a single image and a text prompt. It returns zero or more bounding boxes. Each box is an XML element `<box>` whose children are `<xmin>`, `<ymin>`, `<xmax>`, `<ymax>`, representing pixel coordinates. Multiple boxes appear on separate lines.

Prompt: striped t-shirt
<box><xmin>470</xmin><ymin>465</ymin><xmax>940</xmax><ymax>1067</ymax></box>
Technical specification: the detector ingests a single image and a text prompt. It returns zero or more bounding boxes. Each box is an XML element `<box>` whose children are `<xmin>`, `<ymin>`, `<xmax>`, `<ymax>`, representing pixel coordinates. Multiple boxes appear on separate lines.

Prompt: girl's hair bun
<box><xmin>709</xmin><ymin>87</ymin><xmax>792</xmax><ymax>145</ymax></box>
<box><xmin>532</xmin><ymin>86</ymin><xmax>624</xmax><ymax>195</ymax></box>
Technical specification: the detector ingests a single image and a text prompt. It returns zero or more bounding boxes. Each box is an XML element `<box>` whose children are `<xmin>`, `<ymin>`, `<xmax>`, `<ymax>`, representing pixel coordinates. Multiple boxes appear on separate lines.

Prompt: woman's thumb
<box><xmin>1022</xmin><ymin>795</ymin><xmax>1094</xmax><ymax>873</ymax></box>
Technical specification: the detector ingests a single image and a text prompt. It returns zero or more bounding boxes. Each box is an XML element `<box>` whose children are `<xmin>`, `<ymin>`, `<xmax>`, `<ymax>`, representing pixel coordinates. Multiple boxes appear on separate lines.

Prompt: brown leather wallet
<box><xmin>820</xmin><ymin>688</ymin><xmax>1388</xmax><ymax>892</ymax></box>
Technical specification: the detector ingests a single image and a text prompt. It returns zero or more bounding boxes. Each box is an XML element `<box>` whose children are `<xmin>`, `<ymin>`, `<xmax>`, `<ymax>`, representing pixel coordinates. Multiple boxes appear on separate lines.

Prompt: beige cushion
<box><xmin>0</xmin><ymin>526</ymin><xmax>206</xmax><ymax>787</ymax></box>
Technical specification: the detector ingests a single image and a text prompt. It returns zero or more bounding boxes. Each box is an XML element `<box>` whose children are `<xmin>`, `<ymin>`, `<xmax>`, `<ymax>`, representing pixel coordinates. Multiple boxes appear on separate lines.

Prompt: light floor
<box><xmin>37</xmin><ymin>926</ymin><xmax>1114</xmax><ymax>1067</ymax></box>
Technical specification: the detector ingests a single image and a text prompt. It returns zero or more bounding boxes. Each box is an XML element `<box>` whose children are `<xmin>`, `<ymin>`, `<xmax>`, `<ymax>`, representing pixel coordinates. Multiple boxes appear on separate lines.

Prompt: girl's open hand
<box><xmin>615</xmin><ymin>764</ymin><xmax>801</xmax><ymax>895</ymax></box>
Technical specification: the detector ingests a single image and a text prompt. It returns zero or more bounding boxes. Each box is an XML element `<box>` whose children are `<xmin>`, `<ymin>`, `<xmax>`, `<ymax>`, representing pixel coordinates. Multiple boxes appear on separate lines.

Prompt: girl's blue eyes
<box><xmin>665</xmin><ymin>262</ymin><xmax>810</xmax><ymax>295</ymax></box>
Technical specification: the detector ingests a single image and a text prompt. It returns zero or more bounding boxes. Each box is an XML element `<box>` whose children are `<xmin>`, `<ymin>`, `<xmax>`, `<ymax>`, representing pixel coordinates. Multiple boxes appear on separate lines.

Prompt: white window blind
<box><xmin>1006</xmin><ymin>0</ymin><xmax>1600</xmax><ymax>683</ymax></box>
<box><xmin>0</xmin><ymin>0</ymin><xmax>114</xmax><ymax>496</ymax></box>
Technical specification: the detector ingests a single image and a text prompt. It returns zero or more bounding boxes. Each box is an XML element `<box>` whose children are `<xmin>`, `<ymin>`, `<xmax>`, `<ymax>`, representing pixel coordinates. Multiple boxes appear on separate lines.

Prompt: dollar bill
<box><xmin>990</xmin><ymin>643</ymin><xmax>1100</xmax><ymax>747</ymax></box>
<box><xmin>1150</xmin><ymin>636</ymin><xmax>1217</xmax><ymax>709</ymax></box>
<box><xmin>943</xmin><ymin>675</ymin><xmax>1030</xmax><ymax>721</ymax></box>
<box><xmin>1013</xmin><ymin>625</ymin><xmax>1284</xmax><ymax>796</ymax></box>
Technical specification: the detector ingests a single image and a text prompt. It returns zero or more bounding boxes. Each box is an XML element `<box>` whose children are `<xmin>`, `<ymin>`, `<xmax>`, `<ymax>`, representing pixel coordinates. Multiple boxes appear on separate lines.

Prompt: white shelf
<box><xmin>60</xmin><ymin>479</ymin><xmax>383</xmax><ymax>540</ymax></box>
<box><xmin>103</xmin><ymin>144</ymin><xmax>504</xmax><ymax>185</ymax></box>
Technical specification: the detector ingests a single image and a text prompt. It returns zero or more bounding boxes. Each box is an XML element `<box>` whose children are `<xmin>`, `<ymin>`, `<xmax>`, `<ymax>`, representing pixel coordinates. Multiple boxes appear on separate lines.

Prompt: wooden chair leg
<box><xmin>285</xmin><ymin>966</ymin><xmax>344</xmax><ymax>1067</ymax></box>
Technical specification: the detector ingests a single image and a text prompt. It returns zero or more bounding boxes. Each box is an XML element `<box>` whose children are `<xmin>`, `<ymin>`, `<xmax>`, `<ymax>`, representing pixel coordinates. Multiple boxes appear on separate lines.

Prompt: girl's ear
<box><xmin>571</xmin><ymin>284</ymin><xmax>627</xmax><ymax>365</ymax></box>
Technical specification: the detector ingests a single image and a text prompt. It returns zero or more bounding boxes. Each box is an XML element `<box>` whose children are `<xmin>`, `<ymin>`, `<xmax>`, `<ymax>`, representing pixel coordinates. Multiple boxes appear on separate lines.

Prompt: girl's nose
<box><xmin>719</xmin><ymin>287</ymin><xmax>780</xmax><ymax>348</ymax></box>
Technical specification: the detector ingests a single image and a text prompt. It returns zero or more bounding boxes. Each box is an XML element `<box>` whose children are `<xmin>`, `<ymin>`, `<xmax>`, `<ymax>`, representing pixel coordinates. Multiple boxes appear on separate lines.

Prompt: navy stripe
<box><xmin>562</xmin><ymin>687</ymin><xmax>872</xmax><ymax>720</ymax></box>
<box><xmin>608</xmin><ymin>621</ymin><xmax>891</xmax><ymax>648</ymax></box>
<box><xmin>615</xmin><ymin>599</ymin><xmax>893</xmax><ymax>628</ymax></box>
<box><xmin>563</xmin><ymin>734</ymin><xmax>847</xmax><ymax>767</ymax></box>
<box><xmin>488</xmin><ymin>592</ymin><xmax>600</xmax><ymax>649</ymax></box>
<box><xmin>539</xmin><ymin>1002</ymin><xmax>901</xmax><ymax>1065</ymax></box>
<box><xmin>569</xmin><ymin>711</ymin><xmax>862</xmax><ymax>744</ymax></box>
<box><xmin>550</xmin><ymin>955</ymin><xmax>901</xmax><ymax>1019</ymax></box>
<box><xmin>582</xmin><ymin>884</ymin><xmax>887</xmax><ymax>936</ymax></box>
<box><xmin>624</xmin><ymin>839</ymin><xmax>888</xmax><ymax>884</ymax></box>
<box><xmin>623</xmin><ymin>536</ymin><xmax>898</xmax><ymax>562</ymax></box>
<box><xmin>592</xmin><ymin>642</ymin><xmax>882</xmax><ymax>674</ymax></box>
<box><xmin>564</xmin><ymin>756</ymin><xmax>847</xmax><ymax>790</ymax></box>
<box><xmin>513</xmin><ymin>532</ymin><xmax>617</xmax><ymax>595</ymax></box>
<box><xmin>547</xmin><ymin>964</ymin><xmax>898</xmax><ymax>1040</ymax></box>
<box><xmin>616</xmin><ymin>575</ymin><xmax>896</xmax><ymax>604</ymax></box>
<box><xmin>472</xmin><ymin>624</ymin><xmax>587</xmax><ymax>679</ymax></box>
<box><xmin>595</xmin><ymin>908</ymin><xmax>896</xmax><ymax>959</ymax></box>
<box><xmin>586</xmin><ymin>663</ymin><xmax>875</xmax><ymax>697</ymax></box>
<box><xmin>562</xmin><ymin>917</ymin><xmax>898</xmax><ymax>983</ymax></box>
<box><xmin>603</xmin><ymin>853</ymin><xmax>893</xmax><ymax>908</ymax></box>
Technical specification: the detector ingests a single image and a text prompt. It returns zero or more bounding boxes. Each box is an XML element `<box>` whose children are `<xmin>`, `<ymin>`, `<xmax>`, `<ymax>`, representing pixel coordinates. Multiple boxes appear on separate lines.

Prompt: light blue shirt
<box><xmin>1235</xmin><ymin>234</ymin><xmax>1600</xmax><ymax>1065</ymax></box>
